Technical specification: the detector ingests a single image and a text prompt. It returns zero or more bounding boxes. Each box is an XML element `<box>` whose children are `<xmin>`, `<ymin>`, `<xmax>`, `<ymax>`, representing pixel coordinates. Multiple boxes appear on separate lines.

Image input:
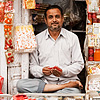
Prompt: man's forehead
<box><xmin>46</xmin><ymin>9</ymin><xmax>61</xmax><ymax>15</ymax></box>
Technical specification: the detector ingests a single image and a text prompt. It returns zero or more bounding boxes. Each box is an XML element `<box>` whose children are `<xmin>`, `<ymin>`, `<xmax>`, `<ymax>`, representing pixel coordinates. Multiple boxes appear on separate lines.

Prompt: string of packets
<box><xmin>0</xmin><ymin>0</ymin><xmax>15</xmax><ymax>64</ymax></box>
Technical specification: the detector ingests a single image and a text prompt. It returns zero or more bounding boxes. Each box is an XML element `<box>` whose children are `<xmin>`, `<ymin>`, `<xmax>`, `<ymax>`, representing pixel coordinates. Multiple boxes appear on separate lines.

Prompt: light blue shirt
<box><xmin>30</xmin><ymin>28</ymin><xmax>84</xmax><ymax>84</ymax></box>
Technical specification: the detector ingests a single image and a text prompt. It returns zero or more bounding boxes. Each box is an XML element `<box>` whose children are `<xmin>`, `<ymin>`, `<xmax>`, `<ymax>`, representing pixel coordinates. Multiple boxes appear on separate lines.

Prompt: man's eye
<box><xmin>56</xmin><ymin>15</ymin><xmax>60</xmax><ymax>18</ymax></box>
<box><xmin>48</xmin><ymin>15</ymin><xmax>53</xmax><ymax>19</ymax></box>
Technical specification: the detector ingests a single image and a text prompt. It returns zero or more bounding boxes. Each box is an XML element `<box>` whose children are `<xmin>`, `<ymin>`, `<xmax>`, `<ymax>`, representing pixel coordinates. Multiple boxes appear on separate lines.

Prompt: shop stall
<box><xmin>1</xmin><ymin>0</ymin><xmax>99</xmax><ymax>100</ymax></box>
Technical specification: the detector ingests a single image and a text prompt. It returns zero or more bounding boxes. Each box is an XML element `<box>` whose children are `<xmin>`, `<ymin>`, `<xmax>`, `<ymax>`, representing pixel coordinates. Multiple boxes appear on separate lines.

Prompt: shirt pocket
<box><xmin>60</xmin><ymin>42</ymin><xmax>72</xmax><ymax>65</ymax></box>
<box><xmin>38</xmin><ymin>45</ymin><xmax>53</xmax><ymax>62</ymax></box>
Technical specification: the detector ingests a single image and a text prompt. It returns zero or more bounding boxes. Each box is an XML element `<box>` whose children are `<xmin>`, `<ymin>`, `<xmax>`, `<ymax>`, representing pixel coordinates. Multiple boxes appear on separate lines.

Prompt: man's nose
<box><xmin>53</xmin><ymin>17</ymin><xmax>56</xmax><ymax>21</ymax></box>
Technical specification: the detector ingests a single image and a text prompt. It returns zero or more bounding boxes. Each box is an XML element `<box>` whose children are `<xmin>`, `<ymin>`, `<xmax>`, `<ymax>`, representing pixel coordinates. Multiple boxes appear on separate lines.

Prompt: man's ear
<box><xmin>44</xmin><ymin>17</ymin><xmax>47</xmax><ymax>24</ymax></box>
<box><xmin>62</xmin><ymin>16</ymin><xmax>64</xmax><ymax>22</ymax></box>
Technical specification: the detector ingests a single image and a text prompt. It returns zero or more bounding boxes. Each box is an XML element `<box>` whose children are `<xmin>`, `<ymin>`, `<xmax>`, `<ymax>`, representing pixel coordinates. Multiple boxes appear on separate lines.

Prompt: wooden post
<box><xmin>0</xmin><ymin>24</ymin><xmax>7</xmax><ymax>93</ymax></box>
<box><xmin>21</xmin><ymin>7</ymin><xmax>30</xmax><ymax>78</ymax></box>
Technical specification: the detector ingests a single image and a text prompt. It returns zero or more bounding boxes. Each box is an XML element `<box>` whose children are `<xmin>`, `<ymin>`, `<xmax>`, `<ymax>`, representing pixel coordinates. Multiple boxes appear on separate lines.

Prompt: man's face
<box><xmin>44</xmin><ymin>8</ymin><xmax>64</xmax><ymax>32</ymax></box>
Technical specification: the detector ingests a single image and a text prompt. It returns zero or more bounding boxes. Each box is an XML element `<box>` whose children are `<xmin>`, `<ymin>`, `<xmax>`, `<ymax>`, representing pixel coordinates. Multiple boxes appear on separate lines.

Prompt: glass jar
<box><xmin>94</xmin><ymin>47</ymin><xmax>100</xmax><ymax>61</ymax></box>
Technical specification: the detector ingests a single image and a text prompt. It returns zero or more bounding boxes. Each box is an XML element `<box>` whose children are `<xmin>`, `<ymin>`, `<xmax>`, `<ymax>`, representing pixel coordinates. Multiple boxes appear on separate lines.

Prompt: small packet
<box><xmin>86</xmin><ymin>25</ymin><xmax>93</xmax><ymax>35</ymax></box>
<box><xmin>4</xmin><ymin>37</ymin><xmax>14</xmax><ymax>50</ymax></box>
<box><xmin>4</xmin><ymin>13</ymin><xmax>14</xmax><ymax>24</ymax></box>
<box><xmin>12</xmin><ymin>94</ymin><xmax>28</xmax><ymax>100</ymax></box>
<box><xmin>4</xmin><ymin>25</ymin><xmax>13</xmax><ymax>37</ymax></box>
<box><xmin>5</xmin><ymin>0</ymin><xmax>14</xmax><ymax>13</ymax></box>
<box><xmin>23</xmin><ymin>0</ymin><xmax>36</xmax><ymax>9</ymax></box>
<box><xmin>5</xmin><ymin>50</ymin><xmax>14</xmax><ymax>64</ymax></box>
<box><xmin>0</xmin><ymin>2</ymin><xmax>5</xmax><ymax>23</ymax></box>
<box><xmin>87</xmin><ymin>35</ymin><xmax>95</xmax><ymax>47</ymax></box>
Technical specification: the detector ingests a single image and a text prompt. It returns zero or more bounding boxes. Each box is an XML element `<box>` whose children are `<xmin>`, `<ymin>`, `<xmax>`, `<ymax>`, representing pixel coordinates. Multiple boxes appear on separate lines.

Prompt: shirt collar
<box><xmin>45</xmin><ymin>28</ymin><xmax>66</xmax><ymax>40</ymax></box>
<box><xmin>45</xmin><ymin>29</ymin><xmax>50</xmax><ymax>40</ymax></box>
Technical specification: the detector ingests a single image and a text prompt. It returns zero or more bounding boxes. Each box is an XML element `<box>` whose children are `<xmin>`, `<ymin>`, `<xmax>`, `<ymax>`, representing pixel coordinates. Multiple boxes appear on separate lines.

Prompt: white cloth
<box><xmin>29</xmin><ymin>28</ymin><xmax>84</xmax><ymax>84</ymax></box>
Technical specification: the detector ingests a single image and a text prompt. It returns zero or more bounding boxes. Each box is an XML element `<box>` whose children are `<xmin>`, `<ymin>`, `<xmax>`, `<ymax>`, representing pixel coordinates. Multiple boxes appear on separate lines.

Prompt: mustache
<box><xmin>51</xmin><ymin>22</ymin><xmax>59</xmax><ymax>25</ymax></box>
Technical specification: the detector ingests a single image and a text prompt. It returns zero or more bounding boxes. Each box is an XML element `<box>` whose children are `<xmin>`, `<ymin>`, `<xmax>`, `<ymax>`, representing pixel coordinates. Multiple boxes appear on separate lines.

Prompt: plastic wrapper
<box><xmin>5</xmin><ymin>0</ymin><xmax>14</xmax><ymax>13</ymax></box>
<box><xmin>4</xmin><ymin>37</ymin><xmax>14</xmax><ymax>50</ymax></box>
<box><xmin>86</xmin><ymin>62</ymin><xmax>100</xmax><ymax>75</ymax></box>
<box><xmin>15</xmin><ymin>25</ymin><xmax>37</xmax><ymax>53</ymax></box>
<box><xmin>86</xmin><ymin>25</ymin><xmax>93</xmax><ymax>35</ymax></box>
<box><xmin>55</xmin><ymin>0</ymin><xmax>81</xmax><ymax>28</ymax></box>
<box><xmin>4</xmin><ymin>25</ymin><xmax>13</xmax><ymax>37</ymax></box>
<box><xmin>87</xmin><ymin>0</ymin><xmax>99</xmax><ymax>13</ymax></box>
<box><xmin>0</xmin><ymin>2</ymin><xmax>5</xmax><ymax>23</ymax></box>
<box><xmin>5</xmin><ymin>50</ymin><xmax>14</xmax><ymax>64</ymax></box>
<box><xmin>4</xmin><ymin>13</ymin><xmax>14</xmax><ymax>24</ymax></box>
<box><xmin>23</xmin><ymin>0</ymin><xmax>36</xmax><ymax>9</ymax></box>
<box><xmin>0</xmin><ymin>76</ymin><xmax>4</xmax><ymax>94</ymax></box>
<box><xmin>89</xmin><ymin>79</ymin><xmax>100</xmax><ymax>91</ymax></box>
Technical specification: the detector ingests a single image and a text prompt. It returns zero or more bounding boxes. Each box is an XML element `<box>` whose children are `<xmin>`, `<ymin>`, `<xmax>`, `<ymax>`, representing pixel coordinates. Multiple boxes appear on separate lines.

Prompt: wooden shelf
<box><xmin>75</xmin><ymin>0</ymin><xmax>85</xmax><ymax>1</ymax></box>
<box><xmin>72</xmin><ymin>30</ymin><xmax>86</xmax><ymax>33</ymax></box>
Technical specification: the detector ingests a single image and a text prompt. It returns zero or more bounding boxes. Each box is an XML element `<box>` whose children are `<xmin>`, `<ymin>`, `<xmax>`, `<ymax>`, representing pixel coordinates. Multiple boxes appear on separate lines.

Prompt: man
<box><xmin>17</xmin><ymin>5</ymin><xmax>84</xmax><ymax>93</ymax></box>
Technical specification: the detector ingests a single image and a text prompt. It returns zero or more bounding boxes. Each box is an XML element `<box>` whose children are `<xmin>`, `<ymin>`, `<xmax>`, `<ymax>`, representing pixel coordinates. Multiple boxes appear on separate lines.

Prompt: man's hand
<box><xmin>52</xmin><ymin>66</ymin><xmax>62</xmax><ymax>77</ymax></box>
<box><xmin>42</xmin><ymin>66</ymin><xmax>52</xmax><ymax>76</ymax></box>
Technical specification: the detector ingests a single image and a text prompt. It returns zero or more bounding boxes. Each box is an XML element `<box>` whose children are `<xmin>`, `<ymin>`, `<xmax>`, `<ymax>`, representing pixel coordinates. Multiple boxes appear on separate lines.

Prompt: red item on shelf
<box><xmin>4</xmin><ymin>25</ymin><xmax>13</xmax><ymax>37</ymax></box>
<box><xmin>93</xmin><ymin>18</ymin><xmax>98</xmax><ymax>23</ymax></box>
<box><xmin>94</xmin><ymin>49</ymin><xmax>100</xmax><ymax>61</ymax></box>
<box><xmin>87</xmin><ymin>13</ymin><xmax>92</xmax><ymax>25</ymax></box>
<box><xmin>88</xmin><ymin>13</ymin><xmax>92</xmax><ymax>19</ymax></box>
<box><xmin>0</xmin><ymin>76</ymin><xmax>4</xmax><ymax>94</ymax></box>
<box><xmin>13</xmin><ymin>94</ymin><xmax>28</xmax><ymax>100</ymax></box>
<box><xmin>0</xmin><ymin>2</ymin><xmax>5</xmax><ymax>23</ymax></box>
<box><xmin>5</xmin><ymin>1</ymin><xmax>14</xmax><ymax>13</ymax></box>
<box><xmin>5</xmin><ymin>50</ymin><xmax>14</xmax><ymax>64</ymax></box>
<box><xmin>4</xmin><ymin>13</ymin><xmax>14</xmax><ymax>24</ymax></box>
<box><xmin>98</xmin><ymin>18</ymin><xmax>100</xmax><ymax>23</ymax></box>
<box><xmin>4</xmin><ymin>37</ymin><xmax>13</xmax><ymax>50</ymax></box>
<box><xmin>88</xmin><ymin>47</ymin><xmax>94</xmax><ymax>61</ymax></box>
<box><xmin>92</xmin><ymin>13</ymin><xmax>97</xmax><ymax>18</ymax></box>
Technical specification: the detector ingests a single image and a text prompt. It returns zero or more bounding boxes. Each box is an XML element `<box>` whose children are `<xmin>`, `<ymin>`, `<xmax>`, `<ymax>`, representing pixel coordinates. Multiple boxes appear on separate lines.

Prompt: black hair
<box><xmin>44</xmin><ymin>5</ymin><xmax>64</xmax><ymax>19</ymax></box>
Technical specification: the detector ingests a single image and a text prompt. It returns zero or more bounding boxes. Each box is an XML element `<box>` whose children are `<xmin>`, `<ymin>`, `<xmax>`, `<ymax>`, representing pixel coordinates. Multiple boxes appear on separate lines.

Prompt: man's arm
<box><xmin>62</xmin><ymin>35</ymin><xmax>84</xmax><ymax>77</ymax></box>
<box><xmin>29</xmin><ymin>47</ymin><xmax>44</xmax><ymax>77</ymax></box>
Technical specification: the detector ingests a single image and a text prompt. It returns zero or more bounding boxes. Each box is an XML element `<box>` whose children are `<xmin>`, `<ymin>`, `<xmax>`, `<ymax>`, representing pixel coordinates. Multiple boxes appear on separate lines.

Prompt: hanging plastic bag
<box><xmin>69</xmin><ymin>0</ymin><xmax>81</xmax><ymax>27</ymax></box>
<box><xmin>55</xmin><ymin>0</ymin><xmax>81</xmax><ymax>28</ymax></box>
<box><xmin>15</xmin><ymin>25</ymin><xmax>37</xmax><ymax>53</ymax></box>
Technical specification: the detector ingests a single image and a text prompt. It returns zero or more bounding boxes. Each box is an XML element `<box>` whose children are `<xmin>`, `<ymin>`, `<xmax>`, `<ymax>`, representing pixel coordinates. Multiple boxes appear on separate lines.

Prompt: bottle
<box><xmin>88</xmin><ymin>46</ymin><xmax>94</xmax><ymax>61</ymax></box>
<box><xmin>87</xmin><ymin>13</ymin><xmax>92</xmax><ymax>25</ymax></box>
<box><xmin>94</xmin><ymin>47</ymin><xmax>100</xmax><ymax>61</ymax></box>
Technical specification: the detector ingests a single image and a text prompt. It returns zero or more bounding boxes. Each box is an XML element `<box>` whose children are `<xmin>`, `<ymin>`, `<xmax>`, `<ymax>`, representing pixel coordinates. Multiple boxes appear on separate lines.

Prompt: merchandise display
<box><xmin>23</xmin><ymin>0</ymin><xmax>36</xmax><ymax>9</ymax></box>
<box><xmin>85</xmin><ymin>0</ymin><xmax>100</xmax><ymax>99</ymax></box>
<box><xmin>11</xmin><ymin>93</ymin><xmax>85</xmax><ymax>100</ymax></box>
<box><xmin>15</xmin><ymin>25</ymin><xmax>37</xmax><ymax>53</ymax></box>
<box><xmin>3</xmin><ymin>0</ymin><xmax>15</xmax><ymax>64</ymax></box>
<box><xmin>1</xmin><ymin>0</ymin><xmax>100</xmax><ymax>99</ymax></box>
